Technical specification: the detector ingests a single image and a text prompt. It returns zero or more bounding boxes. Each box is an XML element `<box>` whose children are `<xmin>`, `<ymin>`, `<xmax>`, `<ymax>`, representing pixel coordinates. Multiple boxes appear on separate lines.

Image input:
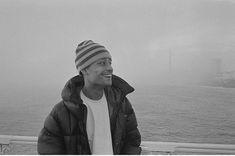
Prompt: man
<box><xmin>37</xmin><ymin>40</ymin><xmax>141</xmax><ymax>154</ymax></box>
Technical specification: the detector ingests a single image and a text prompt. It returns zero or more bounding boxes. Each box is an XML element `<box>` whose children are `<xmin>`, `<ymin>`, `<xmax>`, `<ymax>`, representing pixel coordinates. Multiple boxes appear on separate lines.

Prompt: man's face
<box><xmin>84</xmin><ymin>58</ymin><xmax>113</xmax><ymax>87</ymax></box>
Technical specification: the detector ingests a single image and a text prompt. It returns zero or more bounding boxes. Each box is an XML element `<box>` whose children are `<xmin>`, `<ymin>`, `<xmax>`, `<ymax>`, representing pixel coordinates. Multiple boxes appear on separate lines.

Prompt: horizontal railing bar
<box><xmin>1</xmin><ymin>135</ymin><xmax>235</xmax><ymax>154</ymax></box>
<box><xmin>0</xmin><ymin>135</ymin><xmax>37</xmax><ymax>141</ymax></box>
<box><xmin>142</xmin><ymin>141</ymin><xmax>235</xmax><ymax>150</ymax></box>
<box><xmin>175</xmin><ymin>147</ymin><xmax>235</xmax><ymax>154</ymax></box>
<box><xmin>10</xmin><ymin>141</ymin><xmax>37</xmax><ymax>145</ymax></box>
<box><xmin>141</xmin><ymin>141</ymin><xmax>235</xmax><ymax>154</ymax></box>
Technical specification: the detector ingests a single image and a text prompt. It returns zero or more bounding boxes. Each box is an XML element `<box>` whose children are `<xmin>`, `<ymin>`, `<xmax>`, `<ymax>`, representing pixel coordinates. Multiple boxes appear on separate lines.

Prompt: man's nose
<box><xmin>106</xmin><ymin>63</ymin><xmax>113</xmax><ymax>73</ymax></box>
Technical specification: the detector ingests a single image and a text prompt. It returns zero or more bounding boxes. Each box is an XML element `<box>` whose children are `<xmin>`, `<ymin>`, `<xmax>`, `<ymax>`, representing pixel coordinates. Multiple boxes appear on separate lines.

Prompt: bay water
<box><xmin>0</xmin><ymin>84</ymin><xmax>235</xmax><ymax>154</ymax></box>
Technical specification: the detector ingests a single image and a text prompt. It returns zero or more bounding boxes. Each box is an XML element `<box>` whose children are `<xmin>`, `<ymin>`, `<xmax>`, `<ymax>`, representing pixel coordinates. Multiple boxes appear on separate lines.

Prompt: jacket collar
<box><xmin>61</xmin><ymin>74</ymin><xmax>134</xmax><ymax>108</ymax></box>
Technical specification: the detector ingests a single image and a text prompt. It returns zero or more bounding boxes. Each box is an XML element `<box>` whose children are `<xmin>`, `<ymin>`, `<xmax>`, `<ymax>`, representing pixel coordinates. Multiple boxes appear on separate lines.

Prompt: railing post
<box><xmin>0</xmin><ymin>144</ymin><xmax>11</xmax><ymax>154</ymax></box>
<box><xmin>0</xmin><ymin>144</ymin><xmax>2</xmax><ymax>154</ymax></box>
<box><xmin>0</xmin><ymin>137</ymin><xmax>11</xmax><ymax>154</ymax></box>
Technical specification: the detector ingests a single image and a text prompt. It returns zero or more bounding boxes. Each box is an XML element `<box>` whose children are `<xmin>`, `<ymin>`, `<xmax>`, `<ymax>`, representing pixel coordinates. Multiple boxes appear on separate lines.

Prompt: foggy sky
<box><xmin>0</xmin><ymin>0</ymin><xmax>235</xmax><ymax>88</ymax></box>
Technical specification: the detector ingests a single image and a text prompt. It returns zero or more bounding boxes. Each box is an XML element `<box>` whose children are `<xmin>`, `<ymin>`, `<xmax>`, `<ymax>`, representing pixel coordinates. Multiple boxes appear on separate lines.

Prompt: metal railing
<box><xmin>1</xmin><ymin>135</ymin><xmax>235</xmax><ymax>154</ymax></box>
<box><xmin>141</xmin><ymin>141</ymin><xmax>235</xmax><ymax>154</ymax></box>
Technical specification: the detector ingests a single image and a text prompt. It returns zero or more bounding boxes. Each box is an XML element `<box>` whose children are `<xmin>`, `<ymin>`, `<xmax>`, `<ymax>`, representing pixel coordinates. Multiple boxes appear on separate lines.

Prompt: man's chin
<box><xmin>104</xmin><ymin>80</ymin><xmax>112</xmax><ymax>86</ymax></box>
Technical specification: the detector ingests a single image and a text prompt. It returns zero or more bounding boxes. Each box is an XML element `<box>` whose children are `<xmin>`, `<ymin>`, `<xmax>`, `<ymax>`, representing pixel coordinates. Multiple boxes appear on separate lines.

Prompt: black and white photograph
<box><xmin>0</xmin><ymin>0</ymin><xmax>235</xmax><ymax>154</ymax></box>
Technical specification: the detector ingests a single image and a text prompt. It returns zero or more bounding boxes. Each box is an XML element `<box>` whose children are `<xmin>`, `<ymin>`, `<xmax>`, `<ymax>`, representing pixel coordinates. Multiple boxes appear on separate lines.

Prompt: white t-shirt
<box><xmin>80</xmin><ymin>90</ymin><xmax>113</xmax><ymax>155</ymax></box>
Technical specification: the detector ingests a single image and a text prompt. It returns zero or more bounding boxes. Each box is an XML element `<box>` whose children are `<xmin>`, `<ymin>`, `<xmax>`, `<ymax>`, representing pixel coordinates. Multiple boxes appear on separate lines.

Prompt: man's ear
<box><xmin>81</xmin><ymin>69</ymin><xmax>88</xmax><ymax>76</ymax></box>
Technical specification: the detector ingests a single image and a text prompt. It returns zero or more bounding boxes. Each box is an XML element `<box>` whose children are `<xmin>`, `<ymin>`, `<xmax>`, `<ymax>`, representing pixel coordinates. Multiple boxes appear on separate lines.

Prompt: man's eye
<box><xmin>98</xmin><ymin>61</ymin><xmax>105</xmax><ymax>65</ymax></box>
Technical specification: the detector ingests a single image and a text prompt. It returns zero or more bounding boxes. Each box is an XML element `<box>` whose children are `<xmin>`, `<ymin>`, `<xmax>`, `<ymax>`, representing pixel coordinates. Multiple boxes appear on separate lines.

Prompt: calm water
<box><xmin>0</xmin><ymin>84</ymin><xmax>235</xmax><ymax>153</ymax></box>
<box><xmin>131</xmin><ymin>85</ymin><xmax>235</xmax><ymax>144</ymax></box>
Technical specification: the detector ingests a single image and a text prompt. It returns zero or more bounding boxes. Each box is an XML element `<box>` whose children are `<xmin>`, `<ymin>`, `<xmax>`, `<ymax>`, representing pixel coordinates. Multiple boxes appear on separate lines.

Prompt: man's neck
<box><xmin>82</xmin><ymin>84</ymin><xmax>104</xmax><ymax>100</ymax></box>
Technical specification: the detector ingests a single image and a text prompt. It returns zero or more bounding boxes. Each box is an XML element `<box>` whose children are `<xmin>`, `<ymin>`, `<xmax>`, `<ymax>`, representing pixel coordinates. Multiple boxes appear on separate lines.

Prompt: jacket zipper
<box><xmin>63</xmin><ymin>101</ymin><xmax>72</xmax><ymax>154</ymax></box>
<box><xmin>104</xmin><ymin>89</ymin><xmax>125</xmax><ymax>154</ymax></box>
<box><xmin>81</xmin><ymin>104</ymin><xmax>92</xmax><ymax>154</ymax></box>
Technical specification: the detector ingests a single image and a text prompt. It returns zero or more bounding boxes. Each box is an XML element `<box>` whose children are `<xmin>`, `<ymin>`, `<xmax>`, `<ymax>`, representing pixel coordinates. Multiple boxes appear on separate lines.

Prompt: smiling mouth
<box><xmin>102</xmin><ymin>74</ymin><xmax>112</xmax><ymax>79</ymax></box>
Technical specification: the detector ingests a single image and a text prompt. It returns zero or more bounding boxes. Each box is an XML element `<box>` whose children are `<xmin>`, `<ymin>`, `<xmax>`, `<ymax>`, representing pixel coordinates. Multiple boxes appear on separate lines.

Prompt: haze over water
<box><xmin>0</xmin><ymin>0</ymin><xmax>235</xmax><ymax>88</ymax></box>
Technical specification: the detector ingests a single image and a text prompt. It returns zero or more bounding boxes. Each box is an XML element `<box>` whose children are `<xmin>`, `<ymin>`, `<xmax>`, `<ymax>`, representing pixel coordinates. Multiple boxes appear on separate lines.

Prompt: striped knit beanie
<box><xmin>75</xmin><ymin>40</ymin><xmax>111</xmax><ymax>71</ymax></box>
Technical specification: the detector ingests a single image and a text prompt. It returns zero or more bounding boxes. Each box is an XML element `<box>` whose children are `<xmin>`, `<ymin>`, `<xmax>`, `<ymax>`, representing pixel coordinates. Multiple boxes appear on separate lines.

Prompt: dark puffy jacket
<box><xmin>37</xmin><ymin>75</ymin><xmax>141</xmax><ymax>155</ymax></box>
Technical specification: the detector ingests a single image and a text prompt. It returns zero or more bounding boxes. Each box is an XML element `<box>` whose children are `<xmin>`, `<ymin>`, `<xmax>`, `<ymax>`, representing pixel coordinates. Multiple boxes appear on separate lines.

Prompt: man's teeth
<box><xmin>103</xmin><ymin>74</ymin><xmax>112</xmax><ymax>77</ymax></box>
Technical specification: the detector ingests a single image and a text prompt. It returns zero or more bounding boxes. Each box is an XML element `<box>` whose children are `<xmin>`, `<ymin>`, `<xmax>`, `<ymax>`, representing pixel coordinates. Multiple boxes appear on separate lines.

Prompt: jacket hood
<box><xmin>61</xmin><ymin>74</ymin><xmax>134</xmax><ymax>104</ymax></box>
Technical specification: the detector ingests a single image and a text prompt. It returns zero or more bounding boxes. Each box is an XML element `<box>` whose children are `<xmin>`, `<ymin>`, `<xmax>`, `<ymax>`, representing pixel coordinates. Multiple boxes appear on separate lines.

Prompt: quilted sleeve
<box><xmin>37</xmin><ymin>108</ymin><xmax>66</xmax><ymax>154</ymax></box>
